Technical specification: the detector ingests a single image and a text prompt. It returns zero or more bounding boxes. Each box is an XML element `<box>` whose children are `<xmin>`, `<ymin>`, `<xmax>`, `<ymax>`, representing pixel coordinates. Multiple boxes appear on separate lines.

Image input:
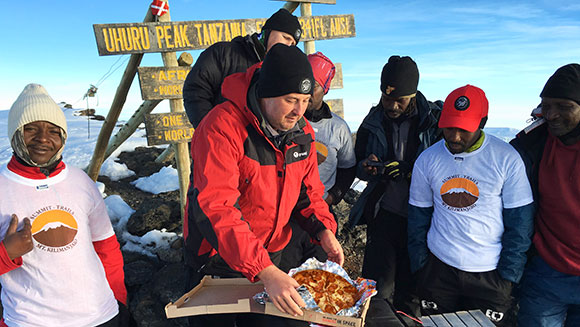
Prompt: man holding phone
<box><xmin>348</xmin><ymin>56</ymin><xmax>442</xmax><ymax>325</ymax></box>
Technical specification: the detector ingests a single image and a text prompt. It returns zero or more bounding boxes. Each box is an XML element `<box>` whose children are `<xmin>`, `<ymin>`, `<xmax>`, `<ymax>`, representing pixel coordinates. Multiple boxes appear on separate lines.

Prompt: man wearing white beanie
<box><xmin>0</xmin><ymin>84</ymin><xmax>127</xmax><ymax>326</ymax></box>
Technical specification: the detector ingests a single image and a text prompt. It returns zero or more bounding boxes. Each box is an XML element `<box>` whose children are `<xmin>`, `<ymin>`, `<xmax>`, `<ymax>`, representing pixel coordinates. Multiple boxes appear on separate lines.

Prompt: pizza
<box><xmin>292</xmin><ymin>269</ymin><xmax>360</xmax><ymax>314</ymax></box>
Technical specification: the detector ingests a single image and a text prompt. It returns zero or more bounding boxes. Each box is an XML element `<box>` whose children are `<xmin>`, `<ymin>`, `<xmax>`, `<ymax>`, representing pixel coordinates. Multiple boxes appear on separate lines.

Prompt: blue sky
<box><xmin>1</xmin><ymin>0</ymin><xmax>579</xmax><ymax>131</ymax></box>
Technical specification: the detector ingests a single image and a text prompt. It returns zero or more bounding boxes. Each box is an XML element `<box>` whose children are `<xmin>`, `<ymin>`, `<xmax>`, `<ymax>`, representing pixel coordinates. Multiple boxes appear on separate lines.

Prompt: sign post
<box><xmin>89</xmin><ymin>1</ymin><xmax>355</xmax><ymax>219</ymax></box>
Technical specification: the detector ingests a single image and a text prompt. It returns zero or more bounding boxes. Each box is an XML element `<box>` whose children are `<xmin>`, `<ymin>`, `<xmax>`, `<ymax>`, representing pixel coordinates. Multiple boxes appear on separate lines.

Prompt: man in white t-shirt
<box><xmin>0</xmin><ymin>84</ymin><xmax>127</xmax><ymax>327</ymax></box>
<box><xmin>408</xmin><ymin>85</ymin><xmax>535</xmax><ymax>326</ymax></box>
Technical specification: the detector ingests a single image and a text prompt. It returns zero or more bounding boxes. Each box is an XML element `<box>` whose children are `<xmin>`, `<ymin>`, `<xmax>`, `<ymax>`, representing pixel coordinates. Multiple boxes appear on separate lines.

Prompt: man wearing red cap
<box><xmin>304</xmin><ymin>52</ymin><xmax>356</xmax><ymax>209</ymax></box>
<box><xmin>511</xmin><ymin>63</ymin><xmax>580</xmax><ymax>327</ymax></box>
<box><xmin>183</xmin><ymin>9</ymin><xmax>303</xmax><ymax>127</ymax></box>
<box><xmin>408</xmin><ymin>85</ymin><xmax>535</xmax><ymax>326</ymax></box>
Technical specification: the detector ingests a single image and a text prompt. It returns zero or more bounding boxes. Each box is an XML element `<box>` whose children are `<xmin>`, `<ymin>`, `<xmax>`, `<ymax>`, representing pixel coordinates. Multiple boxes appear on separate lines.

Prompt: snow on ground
<box><xmin>101</xmin><ymin>159</ymin><xmax>135</xmax><ymax>181</ymax></box>
<box><xmin>131</xmin><ymin>165</ymin><xmax>179</xmax><ymax>194</ymax></box>
<box><xmin>0</xmin><ymin>107</ymin><xmax>179</xmax><ymax>255</ymax></box>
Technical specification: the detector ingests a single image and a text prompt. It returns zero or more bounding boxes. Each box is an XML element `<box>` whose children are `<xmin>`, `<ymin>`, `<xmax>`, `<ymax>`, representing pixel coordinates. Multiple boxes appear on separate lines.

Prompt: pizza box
<box><xmin>165</xmin><ymin>275</ymin><xmax>370</xmax><ymax>327</ymax></box>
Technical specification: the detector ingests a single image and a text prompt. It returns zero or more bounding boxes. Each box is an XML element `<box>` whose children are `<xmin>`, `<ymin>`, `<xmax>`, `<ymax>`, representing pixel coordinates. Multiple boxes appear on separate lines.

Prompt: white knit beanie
<box><xmin>8</xmin><ymin>83</ymin><xmax>67</xmax><ymax>140</ymax></box>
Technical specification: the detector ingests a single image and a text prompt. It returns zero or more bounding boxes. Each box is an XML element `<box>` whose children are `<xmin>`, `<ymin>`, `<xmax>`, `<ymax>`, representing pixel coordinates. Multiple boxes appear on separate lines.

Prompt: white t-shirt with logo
<box><xmin>409</xmin><ymin>134</ymin><xmax>533</xmax><ymax>272</ymax></box>
<box><xmin>0</xmin><ymin>164</ymin><xmax>118</xmax><ymax>327</ymax></box>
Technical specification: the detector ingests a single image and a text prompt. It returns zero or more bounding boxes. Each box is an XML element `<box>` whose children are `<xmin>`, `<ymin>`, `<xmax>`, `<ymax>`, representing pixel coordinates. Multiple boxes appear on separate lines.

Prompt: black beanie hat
<box><xmin>262</xmin><ymin>9</ymin><xmax>302</xmax><ymax>43</ymax></box>
<box><xmin>257</xmin><ymin>44</ymin><xmax>314</xmax><ymax>98</ymax></box>
<box><xmin>380</xmin><ymin>55</ymin><xmax>419</xmax><ymax>98</ymax></box>
<box><xmin>540</xmin><ymin>63</ymin><xmax>580</xmax><ymax>104</ymax></box>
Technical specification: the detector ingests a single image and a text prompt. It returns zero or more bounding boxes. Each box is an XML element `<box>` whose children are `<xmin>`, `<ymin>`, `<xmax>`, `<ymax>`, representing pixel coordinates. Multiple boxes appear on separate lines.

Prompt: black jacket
<box><xmin>509</xmin><ymin>121</ymin><xmax>548</xmax><ymax>201</ymax></box>
<box><xmin>183</xmin><ymin>34</ymin><xmax>266</xmax><ymax>127</ymax></box>
<box><xmin>348</xmin><ymin>91</ymin><xmax>442</xmax><ymax>227</ymax></box>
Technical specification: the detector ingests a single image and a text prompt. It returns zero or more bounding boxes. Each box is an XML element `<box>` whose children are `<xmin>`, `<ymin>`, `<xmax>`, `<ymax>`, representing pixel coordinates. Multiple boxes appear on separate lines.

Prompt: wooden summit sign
<box><xmin>144</xmin><ymin>112</ymin><xmax>194</xmax><ymax>145</ymax></box>
<box><xmin>326</xmin><ymin>99</ymin><xmax>343</xmax><ymax>118</ymax></box>
<box><xmin>94</xmin><ymin>14</ymin><xmax>355</xmax><ymax>55</ymax></box>
<box><xmin>138</xmin><ymin>66</ymin><xmax>191</xmax><ymax>100</ymax></box>
<box><xmin>137</xmin><ymin>64</ymin><xmax>343</xmax><ymax>100</ymax></box>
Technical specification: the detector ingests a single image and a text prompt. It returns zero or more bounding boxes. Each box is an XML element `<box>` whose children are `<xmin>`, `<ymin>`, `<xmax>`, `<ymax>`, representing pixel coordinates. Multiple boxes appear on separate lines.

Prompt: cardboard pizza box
<box><xmin>165</xmin><ymin>275</ymin><xmax>370</xmax><ymax>327</ymax></box>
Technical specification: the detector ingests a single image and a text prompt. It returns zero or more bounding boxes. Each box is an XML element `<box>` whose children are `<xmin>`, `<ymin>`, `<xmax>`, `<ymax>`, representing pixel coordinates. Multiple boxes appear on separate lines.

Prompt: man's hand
<box><xmin>362</xmin><ymin>154</ymin><xmax>381</xmax><ymax>176</ymax></box>
<box><xmin>317</xmin><ymin>229</ymin><xmax>344</xmax><ymax>266</ymax></box>
<box><xmin>257</xmin><ymin>265</ymin><xmax>305</xmax><ymax>316</ymax></box>
<box><xmin>4</xmin><ymin>215</ymin><xmax>33</xmax><ymax>260</ymax></box>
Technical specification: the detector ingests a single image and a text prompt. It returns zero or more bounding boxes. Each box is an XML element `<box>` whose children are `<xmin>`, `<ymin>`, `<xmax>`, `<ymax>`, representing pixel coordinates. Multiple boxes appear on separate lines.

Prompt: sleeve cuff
<box><xmin>0</xmin><ymin>241</ymin><xmax>23</xmax><ymax>274</ymax></box>
<box><xmin>244</xmin><ymin>251</ymin><xmax>274</xmax><ymax>283</ymax></box>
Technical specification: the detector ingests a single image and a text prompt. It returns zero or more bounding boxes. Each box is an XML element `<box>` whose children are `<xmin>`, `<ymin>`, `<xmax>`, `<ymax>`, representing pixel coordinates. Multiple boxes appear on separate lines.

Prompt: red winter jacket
<box><xmin>184</xmin><ymin>63</ymin><xmax>336</xmax><ymax>282</ymax></box>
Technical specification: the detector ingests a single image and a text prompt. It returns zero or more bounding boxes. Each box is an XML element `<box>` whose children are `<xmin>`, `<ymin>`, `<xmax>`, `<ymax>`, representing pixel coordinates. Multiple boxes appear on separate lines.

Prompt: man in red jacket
<box><xmin>184</xmin><ymin>44</ymin><xmax>343</xmax><ymax>327</ymax></box>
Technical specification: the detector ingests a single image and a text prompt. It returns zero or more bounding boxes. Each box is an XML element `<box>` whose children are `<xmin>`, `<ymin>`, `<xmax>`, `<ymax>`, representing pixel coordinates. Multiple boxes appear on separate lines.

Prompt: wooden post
<box><xmin>103</xmin><ymin>99</ymin><xmax>162</xmax><ymax>159</ymax></box>
<box><xmin>283</xmin><ymin>1</ymin><xmax>300</xmax><ymax>13</ymax></box>
<box><xmin>158</xmin><ymin>2</ymin><xmax>191</xmax><ymax>219</ymax></box>
<box><xmin>87</xmin><ymin>9</ymin><xmax>155</xmax><ymax>180</ymax></box>
<box><xmin>300</xmin><ymin>3</ymin><xmax>316</xmax><ymax>54</ymax></box>
<box><xmin>104</xmin><ymin>53</ymin><xmax>193</xmax><ymax>160</ymax></box>
<box><xmin>155</xmin><ymin>146</ymin><xmax>175</xmax><ymax>163</ymax></box>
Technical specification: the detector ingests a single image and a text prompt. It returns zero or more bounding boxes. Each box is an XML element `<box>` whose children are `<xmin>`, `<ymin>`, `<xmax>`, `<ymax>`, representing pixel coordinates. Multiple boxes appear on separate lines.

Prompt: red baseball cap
<box><xmin>439</xmin><ymin>85</ymin><xmax>488</xmax><ymax>132</ymax></box>
<box><xmin>307</xmin><ymin>52</ymin><xmax>335</xmax><ymax>94</ymax></box>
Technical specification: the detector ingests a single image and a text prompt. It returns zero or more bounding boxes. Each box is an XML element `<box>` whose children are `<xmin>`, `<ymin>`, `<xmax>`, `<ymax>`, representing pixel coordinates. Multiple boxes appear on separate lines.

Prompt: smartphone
<box><xmin>366</xmin><ymin>161</ymin><xmax>385</xmax><ymax>167</ymax></box>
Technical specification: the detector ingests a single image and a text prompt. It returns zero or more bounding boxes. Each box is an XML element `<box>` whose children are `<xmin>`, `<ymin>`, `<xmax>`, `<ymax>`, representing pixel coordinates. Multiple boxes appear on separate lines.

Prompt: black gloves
<box><xmin>382</xmin><ymin>160</ymin><xmax>412</xmax><ymax>181</ymax></box>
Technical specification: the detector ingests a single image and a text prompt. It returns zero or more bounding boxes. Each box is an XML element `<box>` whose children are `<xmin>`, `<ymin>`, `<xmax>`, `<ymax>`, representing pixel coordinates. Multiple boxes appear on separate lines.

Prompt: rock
<box><xmin>152</xmin><ymin>263</ymin><xmax>189</xmax><ymax>304</ymax></box>
<box><xmin>91</xmin><ymin>114</ymin><xmax>106</xmax><ymax>121</ymax></box>
<box><xmin>77</xmin><ymin>108</ymin><xmax>96</xmax><ymax>116</ymax></box>
<box><xmin>131</xmin><ymin>283</ymin><xmax>188</xmax><ymax>327</ymax></box>
<box><xmin>118</xmin><ymin>147</ymin><xmax>169</xmax><ymax>177</ymax></box>
<box><xmin>127</xmin><ymin>200</ymin><xmax>181</xmax><ymax>236</ymax></box>
<box><xmin>124</xmin><ymin>260</ymin><xmax>157</xmax><ymax>287</ymax></box>
<box><xmin>170</xmin><ymin>237</ymin><xmax>183</xmax><ymax>250</ymax></box>
<box><xmin>157</xmin><ymin>246</ymin><xmax>182</xmax><ymax>263</ymax></box>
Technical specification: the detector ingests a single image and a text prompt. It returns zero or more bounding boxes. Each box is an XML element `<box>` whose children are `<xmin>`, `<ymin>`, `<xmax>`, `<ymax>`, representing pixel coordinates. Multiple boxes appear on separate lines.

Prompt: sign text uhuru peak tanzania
<box><xmin>94</xmin><ymin>14</ymin><xmax>355</xmax><ymax>55</ymax></box>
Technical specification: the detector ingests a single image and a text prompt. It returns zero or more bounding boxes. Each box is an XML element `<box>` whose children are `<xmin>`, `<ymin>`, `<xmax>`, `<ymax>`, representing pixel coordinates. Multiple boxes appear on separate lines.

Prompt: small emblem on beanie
<box><xmin>294</xmin><ymin>29</ymin><xmax>302</xmax><ymax>41</ymax></box>
<box><xmin>299</xmin><ymin>78</ymin><xmax>312</xmax><ymax>94</ymax></box>
<box><xmin>485</xmin><ymin>309</ymin><xmax>505</xmax><ymax>322</ymax></box>
<box><xmin>385</xmin><ymin>85</ymin><xmax>395</xmax><ymax>95</ymax></box>
<box><xmin>454</xmin><ymin>96</ymin><xmax>470</xmax><ymax>111</ymax></box>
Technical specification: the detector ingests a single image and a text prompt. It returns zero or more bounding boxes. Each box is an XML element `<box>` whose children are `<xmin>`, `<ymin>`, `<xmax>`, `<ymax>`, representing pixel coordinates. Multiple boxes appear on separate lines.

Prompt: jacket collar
<box><xmin>7</xmin><ymin>155</ymin><xmax>66</xmax><ymax>179</ymax></box>
<box><xmin>304</xmin><ymin>101</ymin><xmax>332</xmax><ymax>122</ymax></box>
<box><xmin>362</xmin><ymin>91</ymin><xmax>437</xmax><ymax>133</ymax></box>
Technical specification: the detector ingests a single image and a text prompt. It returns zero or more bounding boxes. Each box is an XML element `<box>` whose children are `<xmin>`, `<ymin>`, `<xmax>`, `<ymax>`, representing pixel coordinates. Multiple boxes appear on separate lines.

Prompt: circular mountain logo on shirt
<box><xmin>440</xmin><ymin>177</ymin><xmax>479</xmax><ymax>209</ymax></box>
<box><xmin>315</xmin><ymin>141</ymin><xmax>328</xmax><ymax>165</ymax></box>
<box><xmin>31</xmin><ymin>210</ymin><xmax>78</xmax><ymax>247</ymax></box>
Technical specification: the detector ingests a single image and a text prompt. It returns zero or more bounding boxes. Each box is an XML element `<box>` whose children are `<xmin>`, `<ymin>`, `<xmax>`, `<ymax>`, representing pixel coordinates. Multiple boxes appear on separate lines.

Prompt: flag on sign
<box><xmin>150</xmin><ymin>0</ymin><xmax>169</xmax><ymax>16</ymax></box>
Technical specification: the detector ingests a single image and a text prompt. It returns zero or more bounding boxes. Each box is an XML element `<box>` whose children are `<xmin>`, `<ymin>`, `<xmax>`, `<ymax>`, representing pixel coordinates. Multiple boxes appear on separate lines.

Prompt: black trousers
<box><xmin>415</xmin><ymin>253</ymin><xmax>514</xmax><ymax>327</ymax></box>
<box><xmin>279</xmin><ymin>219</ymin><xmax>328</xmax><ymax>273</ymax></box>
<box><xmin>185</xmin><ymin>251</ymin><xmax>309</xmax><ymax>327</ymax></box>
<box><xmin>364</xmin><ymin>298</ymin><xmax>407</xmax><ymax>327</ymax></box>
<box><xmin>362</xmin><ymin>208</ymin><xmax>420</xmax><ymax>321</ymax></box>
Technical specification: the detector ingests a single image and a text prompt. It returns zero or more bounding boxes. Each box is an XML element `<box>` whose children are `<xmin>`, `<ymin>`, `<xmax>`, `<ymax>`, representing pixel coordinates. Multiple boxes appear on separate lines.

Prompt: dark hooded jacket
<box><xmin>183</xmin><ymin>34</ymin><xmax>266</xmax><ymax>127</ymax></box>
<box><xmin>348</xmin><ymin>92</ymin><xmax>441</xmax><ymax>227</ymax></box>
